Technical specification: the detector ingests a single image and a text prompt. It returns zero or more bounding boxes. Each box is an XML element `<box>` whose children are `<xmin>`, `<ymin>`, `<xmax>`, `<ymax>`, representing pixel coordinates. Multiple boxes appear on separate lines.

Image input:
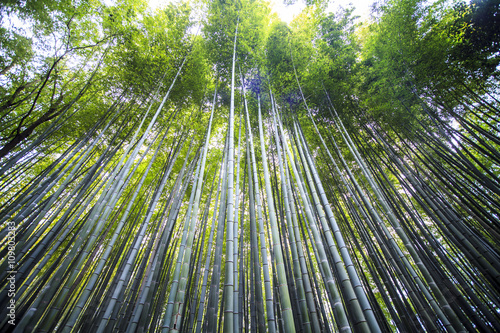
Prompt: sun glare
<box><xmin>147</xmin><ymin>0</ymin><xmax>374</xmax><ymax>24</ymax></box>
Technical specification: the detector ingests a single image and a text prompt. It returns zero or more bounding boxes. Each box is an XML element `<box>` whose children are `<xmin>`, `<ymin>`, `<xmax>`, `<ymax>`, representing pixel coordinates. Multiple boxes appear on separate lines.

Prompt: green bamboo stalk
<box><xmin>268</xmin><ymin>106</ymin><xmax>313</xmax><ymax>333</ymax></box>
<box><xmin>169</xmin><ymin>89</ymin><xmax>217</xmax><ymax>333</ymax></box>
<box><xmin>62</xmin><ymin>127</ymin><xmax>174</xmax><ymax>331</ymax></box>
<box><xmin>327</xmin><ymin>98</ymin><xmax>465</xmax><ymax>332</ymax></box>
<box><xmin>292</xmin><ymin>120</ymin><xmax>371</xmax><ymax>332</ymax></box>
<box><xmin>233</xmin><ymin>110</ymin><xmax>244</xmax><ymax>331</ymax></box>
<box><xmin>289</xmin><ymin>59</ymin><xmax>377</xmax><ymax>331</ymax></box>
<box><xmin>195</xmin><ymin>152</ymin><xmax>225</xmax><ymax>333</ymax></box>
<box><xmin>246</xmin><ymin>139</ymin><xmax>266</xmax><ymax>333</ymax></box>
<box><xmin>96</xmin><ymin>143</ymin><xmax>196</xmax><ymax>333</ymax></box>
<box><xmin>274</xmin><ymin>107</ymin><xmax>351</xmax><ymax>333</ymax></box>
<box><xmin>224</xmin><ymin>19</ymin><xmax>239</xmax><ymax>333</ymax></box>
<box><xmin>257</xmin><ymin>94</ymin><xmax>296</xmax><ymax>333</ymax></box>
<box><xmin>205</xmin><ymin>133</ymin><xmax>229</xmax><ymax>333</ymax></box>
<box><xmin>160</xmin><ymin>152</ymin><xmax>203</xmax><ymax>333</ymax></box>
<box><xmin>242</xmin><ymin>80</ymin><xmax>276</xmax><ymax>333</ymax></box>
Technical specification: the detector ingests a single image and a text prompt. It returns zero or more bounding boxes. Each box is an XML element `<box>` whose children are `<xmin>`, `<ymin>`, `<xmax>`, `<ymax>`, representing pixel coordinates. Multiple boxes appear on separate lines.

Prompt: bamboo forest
<box><xmin>0</xmin><ymin>0</ymin><xmax>499</xmax><ymax>331</ymax></box>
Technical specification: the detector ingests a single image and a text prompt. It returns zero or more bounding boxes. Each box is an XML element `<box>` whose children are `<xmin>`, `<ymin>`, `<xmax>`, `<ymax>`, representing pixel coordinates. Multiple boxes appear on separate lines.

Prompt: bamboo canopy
<box><xmin>1</xmin><ymin>0</ymin><xmax>499</xmax><ymax>332</ymax></box>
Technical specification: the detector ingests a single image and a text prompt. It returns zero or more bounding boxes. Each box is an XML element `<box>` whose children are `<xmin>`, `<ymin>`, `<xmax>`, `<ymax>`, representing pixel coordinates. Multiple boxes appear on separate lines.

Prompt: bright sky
<box><xmin>268</xmin><ymin>0</ymin><xmax>374</xmax><ymax>23</ymax></box>
<box><xmin>148</xmin><ymin>0</ymin><xmax>374</xmax><ymax>23</ymax></box>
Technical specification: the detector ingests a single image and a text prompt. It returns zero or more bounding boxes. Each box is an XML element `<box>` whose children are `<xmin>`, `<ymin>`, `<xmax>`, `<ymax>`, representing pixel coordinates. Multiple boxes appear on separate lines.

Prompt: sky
<box><xmin>268</xmin><ymin>0</ymin><xmax>374</xmax><ymax>23</ymax></box>
<box><xmin>148</xmin><ymin>0</ymin><xmax>374</xmax><ymax>23</ymax></box>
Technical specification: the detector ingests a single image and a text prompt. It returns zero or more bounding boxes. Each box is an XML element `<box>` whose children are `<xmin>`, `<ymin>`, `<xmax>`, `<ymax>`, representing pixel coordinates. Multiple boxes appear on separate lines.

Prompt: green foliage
<box><xmin>354</xmin><ymin>0</ymin><xmax>500</xmax><ymax>137</ymax></box>
<box><xmin>102</xmin><ymin>1</ymin><xmax>192</xmax><ymax>95</ymax></box>
<box><xmin>203</xmin><ymin>0</ymin><xmax>242</xmax><ymax>77</ymax></box>
<box><xmin>266</xmin><ymin>21</ymin><xmax>293</xmax><ymax>96</ymax></box>
<box><xmin>203</xmin><ymin>0</ymin><xmax>270</xmax><ymax>83</ymax></box>
<box><xmin>1</xmin><ymin>0</ymin><xmax>95</xmax><ymax>29</ymax></box>
<box><xmin>1</xmin><ymin>1</ymin><xmax>499</xmax><ymax>332</ymax></box>
<box><xmin>447</xmin><ymin>0</ymin><xmax>500</xmax><ymax>79</ymax></box>
<box><xmin>0</xmin><ymin>28</ymin><xmax>33</xmax><ymax>76</ymax></box>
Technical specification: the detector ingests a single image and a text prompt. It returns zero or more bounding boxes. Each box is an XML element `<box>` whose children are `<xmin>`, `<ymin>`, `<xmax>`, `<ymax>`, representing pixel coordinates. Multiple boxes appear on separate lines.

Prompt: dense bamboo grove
<box><xmin>1</xmin><ymin>0</ymin><xmax>499</xmax><ymax>331</ymax></box>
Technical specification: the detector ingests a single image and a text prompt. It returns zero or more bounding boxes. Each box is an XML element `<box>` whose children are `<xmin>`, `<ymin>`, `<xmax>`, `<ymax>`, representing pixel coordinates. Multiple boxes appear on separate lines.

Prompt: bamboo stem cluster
<box><xmin>0</xmin><ymin>11</ymin><xmax>499</xmax><ymax>333</ymax></box>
